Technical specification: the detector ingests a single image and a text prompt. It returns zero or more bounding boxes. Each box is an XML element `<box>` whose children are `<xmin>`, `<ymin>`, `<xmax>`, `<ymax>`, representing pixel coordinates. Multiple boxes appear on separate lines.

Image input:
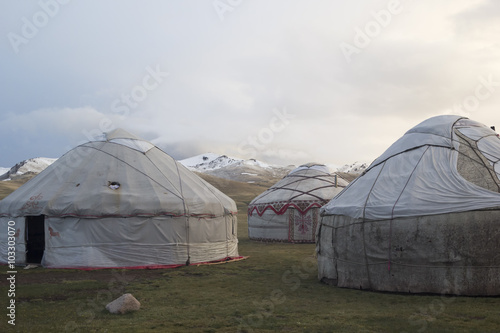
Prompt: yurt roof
<box><xmin>0</xmin><ymin>129</ymin><xmax>236</xmax><ymax>218</ymax></box>
<box><xmin>249</xmin><ymin>163</ymin><xmax>347</xmax><ymax>206</ymax></box>
<box><xmin>321</xmin><ymin>115</ymin><xmax>500</xmax><ymax>220</ymax></box>
<box><xmin>288</xmin><ymin>163</ymin><xmax>331</xmax><ymax>175</ymax></box>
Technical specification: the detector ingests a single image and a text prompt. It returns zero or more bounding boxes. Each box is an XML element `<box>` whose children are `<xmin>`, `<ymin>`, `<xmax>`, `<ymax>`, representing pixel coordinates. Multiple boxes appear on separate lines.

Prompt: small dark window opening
<box><xmin>108</xmin><ymin>181</ymin><xmax>121</xmax><ymax>190</ymax></box>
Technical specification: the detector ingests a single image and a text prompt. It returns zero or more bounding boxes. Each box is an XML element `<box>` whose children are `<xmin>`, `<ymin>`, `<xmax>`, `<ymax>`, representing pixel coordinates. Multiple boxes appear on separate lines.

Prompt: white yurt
<box><xmin>0</xmin><ymin>129</ymin><xmax>239</xmax><ymax>269</ymax></box>
<box><xmin>316</xmin><ymin>115</ymin><xmax>500</xmax><ymax>295</ymax></box>
<box><xmin>248</xmin><ymin>163</ymin><xmax>348</xmax><ymax>243</ymax></box>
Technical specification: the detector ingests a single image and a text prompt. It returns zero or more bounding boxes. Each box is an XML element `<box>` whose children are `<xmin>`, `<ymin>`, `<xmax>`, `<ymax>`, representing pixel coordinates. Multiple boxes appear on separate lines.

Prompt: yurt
<box><xmin>316</xmin><ymin>115</ymin><xmax>500</xmax><ymax>295</ymax></box>
<box><xmin>248</xmin><ymin>163</ymin><xmax>348</xmax><ymax>243</ymax></box>
<box><xmin>0</xmin><ymin>129</ymin><xmax>239</xmax><ymax>269</ymax></box>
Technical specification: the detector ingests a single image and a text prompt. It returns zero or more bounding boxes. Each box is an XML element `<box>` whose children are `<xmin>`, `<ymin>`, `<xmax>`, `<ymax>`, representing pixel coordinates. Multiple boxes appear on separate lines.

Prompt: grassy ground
<box><xmin>1</xmin><ymin>177</ymin><xmax>500</xmax><ymax>332</ymax></box>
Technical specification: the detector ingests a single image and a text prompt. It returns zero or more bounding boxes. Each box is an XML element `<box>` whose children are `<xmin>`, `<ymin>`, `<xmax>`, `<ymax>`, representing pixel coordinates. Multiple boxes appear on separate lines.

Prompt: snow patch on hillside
<box><xmin>0</xmin><ymin>152</ymin><xmax>364</xmax><ymax>186</ymax></box>
<box><xmin>0</xmin><ymin>157</ymin><xmax>57</xmax><ymax>180</ymax></box>
<box><xmin>179</xmin><ymin>153</ymin><xmax>293</xmax><ymax>183</ymax></box>
<box><xmin>337</xmin><ymin>161</ymin><xmax>369</xmax><ymax>174</ymax></box>
<box><xmin>178</xmin><ymin>153</ymin><xmax>222</xmax><ymax>168</ymax></box>
<box><xmin>242</xmin><ymin>159</ymin><xmax>271</xmax><ymax>169</ymax></box>
<box><xmin>180</xmin><ymin>153</ymin><xmax>244</xmax><ymax>171</ymax></box>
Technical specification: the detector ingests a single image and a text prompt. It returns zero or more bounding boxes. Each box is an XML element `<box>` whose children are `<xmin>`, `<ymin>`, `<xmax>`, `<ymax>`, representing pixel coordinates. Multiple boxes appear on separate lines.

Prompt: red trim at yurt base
<box><xmin>17</xmin><ymin>256</ymin><xmax>249</xmax><ymax>270</ymax></box>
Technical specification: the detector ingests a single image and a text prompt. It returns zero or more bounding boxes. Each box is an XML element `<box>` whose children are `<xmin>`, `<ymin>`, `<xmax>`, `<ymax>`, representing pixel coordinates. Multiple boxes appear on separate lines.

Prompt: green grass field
<box><xmin>1</xmin><ymin>176</ymin><xmax>500</xmax><ymax>332</ymax></box>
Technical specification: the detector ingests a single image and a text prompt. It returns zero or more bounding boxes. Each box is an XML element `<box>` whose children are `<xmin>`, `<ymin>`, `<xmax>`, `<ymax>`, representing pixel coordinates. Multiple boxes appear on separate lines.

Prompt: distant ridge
<box><xmin>179</xmin><ymin>153</ymin><xmax>243</xmax><ymax>171</ymax></box>
<box><xmin>179</xmin><ymin>153</ymin><xmax>293</xmax><ymax>185</ymax></box>
<box><xmin>0</xmin><ymin>153</ymin><xmax>364</xmax><ymax>186</ymax></box>
<box><xmin>0</xmin><ymin>157</ymin><xmax>57</xmax><ymax>181</ymax></box>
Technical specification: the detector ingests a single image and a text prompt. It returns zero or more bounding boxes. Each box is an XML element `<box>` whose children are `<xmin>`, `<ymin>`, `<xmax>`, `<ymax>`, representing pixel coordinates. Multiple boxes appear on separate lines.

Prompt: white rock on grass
<box><xmin>106</xmin><ymin>293</ymin><xmax>141</xmax><ymax>314</ymax></box>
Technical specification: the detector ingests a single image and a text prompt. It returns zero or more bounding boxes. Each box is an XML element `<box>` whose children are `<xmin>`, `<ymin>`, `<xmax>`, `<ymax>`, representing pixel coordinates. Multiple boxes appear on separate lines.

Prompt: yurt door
<box><xmin>25</xmin><ymin>215</ymin><xmax>45</xmax><ymax>264</ymax></box>
<box><xmin>290</xmin><ymin>208</ymin><xmax>317</xmax><ymax>242</ymax></box>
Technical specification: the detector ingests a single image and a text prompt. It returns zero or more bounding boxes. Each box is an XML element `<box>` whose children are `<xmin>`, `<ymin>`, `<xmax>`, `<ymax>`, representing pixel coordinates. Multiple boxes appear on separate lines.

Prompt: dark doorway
<box><xmin>26</xmin><ymin>215</ymin><xmax>45</xmax><ymax>264</ymax></box>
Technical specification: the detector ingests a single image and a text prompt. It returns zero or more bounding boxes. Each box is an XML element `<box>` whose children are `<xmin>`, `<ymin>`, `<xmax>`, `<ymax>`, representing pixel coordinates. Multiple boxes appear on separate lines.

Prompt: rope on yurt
<box><xmin>195</xmin><ymin>176</ymin><xmax>233</xmax><ymax>257</ymax></box>
<box><xmin>225</xmin><ymin>215</ymin><xmax>229</xmax><ymax>257</ymax></box>
<box><xmin>361</xmin><ymin>161</ymin><xmax>387</xmax><ymax>289</ymax></box>
<box><xmin>278</xmin><ymin>187</ymin><xmax>333</xmax><ymax>203</ymax></box>
<box><xmin>173</xmin><ymin>160</ymin><xmax>191</xmax><ymax>266</ymax></box>
<box><xmin>362</xmin><ymin>116</ymin><xmax>495</xmax><ymax>176</ymax></box>
<box><xmin>428</xmin><ymin>121</ymin><xmax>500</xmax><ymax>183</ymax></box>
<box><xmin>453</xmin><ymin>130</ymin><xmax>500</xmax><ymax>192</ymax></box>
<box><xmin>255</xmin><ymin>173</ymin><xmax>339</xmax><ymax>202</ymax></box>
<box><xmin>80</xmin><ymin>144</ymin><xmax>184</xmax><ymax>200</ymax></box>
<box><xmin>288</xmin><ymin>184</ymin><xmax>341</xmax><ymax>202</ymax></box>
<box><xmin>332</xmin><ymin>256</ymin><xmax>500</xmax><ymax>269</ymax></box>
<box><xmin>253</xmin><ymin>176</ymin><xmax>340</xmax><ymax>208</ymax></box>
<box><xmin>388</xmin><ymin>146</ymin><xmax>429</xmax><ymax>272</ymax></box>
<box><xmin>249</xmin><ymin>169</ymin><xmax>338</xmax><ymax>242</ymax></box>
<box><xmin>145</xmin><ymin>152</ymin><xmax>188</xmax><ymax>200</ymax></box>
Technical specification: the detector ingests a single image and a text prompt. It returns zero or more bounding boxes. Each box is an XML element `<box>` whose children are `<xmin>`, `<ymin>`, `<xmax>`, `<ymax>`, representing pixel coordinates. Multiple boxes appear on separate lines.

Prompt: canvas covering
<box><xmin>248</xmin><ymin>164</ymin><xmax>346</xmax><ymax>242</ymax></box>
<box><xmin>0</xmin><ymin>129</ymin><xmax>238</xmax><ymax>268</ymax></box>
<box><xmin>321</xmin><ymin>116</ymin><xmax>500</xmax><ymax>220</ymax></box>
<box><xmin>317</xmin><ymin>115</ymin><xmax>500</xmax><ymax>295</ymax></box>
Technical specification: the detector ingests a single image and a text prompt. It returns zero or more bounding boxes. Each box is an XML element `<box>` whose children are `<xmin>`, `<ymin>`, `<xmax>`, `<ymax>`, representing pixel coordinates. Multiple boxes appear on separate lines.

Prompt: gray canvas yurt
<box><xmin>0</xmin><ymin>129</ymin><xmax>239</xmax><ymax>269</ymax></box>
<box><xmin>248</xmin><ymin>163</ymin><xmax>347</xmax><ymax>243</ymax></box>
<box><xmin>316</xmin><ymin>115</ymin><xmax>500</xmax><ymax>295</ymax></box>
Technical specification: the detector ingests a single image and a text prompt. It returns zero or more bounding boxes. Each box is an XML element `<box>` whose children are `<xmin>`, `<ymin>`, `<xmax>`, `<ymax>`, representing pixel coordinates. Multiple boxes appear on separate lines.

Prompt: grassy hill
<box><xmin>197</xmin><ymin>172</ymin><xmax>273</xmax><ymax>236</ymax></box>
<box><xmin>1</xmin><ymin>173</ymin><xmax>500</xmax><ymax>332</ymax></box>
<box><xmin>0</xmin><ymin>173</ymin><xmax>37</xmax><ymax>200</ymax></box>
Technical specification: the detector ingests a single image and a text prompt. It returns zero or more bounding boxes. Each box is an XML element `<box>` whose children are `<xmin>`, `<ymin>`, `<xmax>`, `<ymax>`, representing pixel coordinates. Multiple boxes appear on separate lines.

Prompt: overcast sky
<box><xmin>1</xmin><ymin>0</ymin><xmax>500</xmax><ymax>168</ymax></box>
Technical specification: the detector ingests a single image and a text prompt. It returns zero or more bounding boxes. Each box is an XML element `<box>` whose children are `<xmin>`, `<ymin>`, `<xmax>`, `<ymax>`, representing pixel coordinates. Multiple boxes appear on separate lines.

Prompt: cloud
<box><xmin>0</xmin><ymin>107</ymin><xmax>124</xmax><ymax>164</ymax></box>
<box><xmin>453</xmin><ymin>0</ymin><xmax>500</xmax><ymax>36</ymax></box>
<box><xmin>1</xmin><ymin>0</ymin><xmax>500</xmax><ymax>169</ymax></box>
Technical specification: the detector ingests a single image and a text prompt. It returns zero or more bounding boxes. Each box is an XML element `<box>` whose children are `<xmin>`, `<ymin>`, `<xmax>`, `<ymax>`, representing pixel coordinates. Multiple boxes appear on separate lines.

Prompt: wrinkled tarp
<box><xmin>0</xmin><ymin>130</ymin><xmax>236</xmax><ymax>218</ymax></box>
<box><xmin>321</xmin><ymin>115</ymin><xmax>500</xmax><ymax>220</ymax></box>
<box><xmin>317</xmin><ymin>115</ymin><xmax>500</xmax><ymax>295</ymax></box>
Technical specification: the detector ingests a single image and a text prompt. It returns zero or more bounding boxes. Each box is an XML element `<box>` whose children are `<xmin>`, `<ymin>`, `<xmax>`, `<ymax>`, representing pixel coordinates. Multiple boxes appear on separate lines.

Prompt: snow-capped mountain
<box><xmin>337</xmin><ymin>161</ymin><xmax>369</xmax><ymax>174</ymax></box>
<box><xmin>180</xmin><ymin>153</ymin><xmax>273</xmax><ymax>171</ymax></box>
<box><xmin>179</xmin><ymin>153</ymin><xmax>293</xmax><ymax>184</ymax></box>
<box><xmin>0</xmin><ymin>153</ymin><xmax>364</xmax><ymax>185</ymax></box>
<box><xmin>179</xmin><ymin>153</ymin><xmax>243</xmax><ymax>171</ymax></box>
<box><xmin>0</xmin><ymin>157</ymin><xmax>57</xmax><ymax>181</ymax></box>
